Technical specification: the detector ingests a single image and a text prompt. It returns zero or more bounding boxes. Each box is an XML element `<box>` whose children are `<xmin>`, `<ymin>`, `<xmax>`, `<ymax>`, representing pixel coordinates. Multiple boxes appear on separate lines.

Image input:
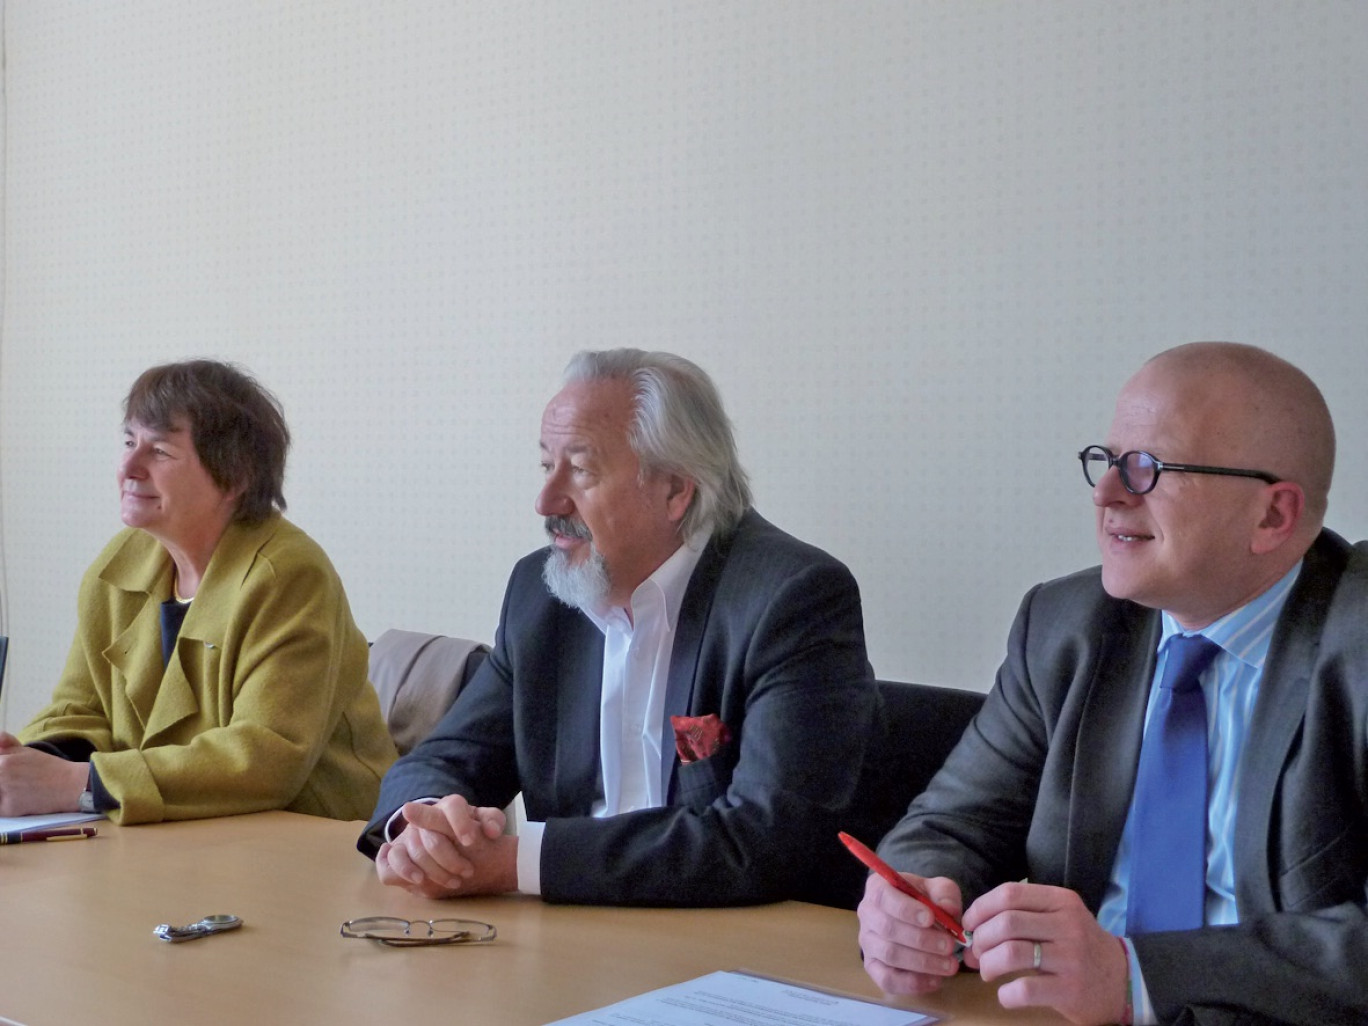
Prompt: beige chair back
<box><xmin>368</xmin><ymin>629</ymin><xmax>489</xmax><ymax>755</ymax></box>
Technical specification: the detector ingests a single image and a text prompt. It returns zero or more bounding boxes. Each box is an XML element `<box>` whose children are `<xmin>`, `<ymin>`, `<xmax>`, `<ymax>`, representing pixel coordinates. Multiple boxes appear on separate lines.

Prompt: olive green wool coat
<box><xmin>22</xmin><ymin>515</ymin><xmax>396</xmax><ymax>823</ymax></box>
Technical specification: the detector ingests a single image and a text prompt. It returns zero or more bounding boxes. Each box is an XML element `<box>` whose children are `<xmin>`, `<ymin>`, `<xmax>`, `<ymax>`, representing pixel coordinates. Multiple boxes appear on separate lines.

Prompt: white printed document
<box><xmin>0</xmin><ymin>811</ymin><xmax>104</xmax><ymax>833</ymax></box>
<box><xmin>545</xmin><ymin>969</ymin><xmax>940</xmax><ymax>1026</ymax></box>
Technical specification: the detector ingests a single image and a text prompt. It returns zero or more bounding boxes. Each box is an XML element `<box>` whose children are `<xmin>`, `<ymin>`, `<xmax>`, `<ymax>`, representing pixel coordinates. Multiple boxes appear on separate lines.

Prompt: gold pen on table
<box><xmin>0</xmin><ymin>825</ymin><xmax>99</xmax><ymax>845</ymax></box>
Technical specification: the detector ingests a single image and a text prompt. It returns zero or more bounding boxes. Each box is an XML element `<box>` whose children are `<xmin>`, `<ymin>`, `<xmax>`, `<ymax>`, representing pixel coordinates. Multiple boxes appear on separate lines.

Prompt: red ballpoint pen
<box><xmin>838</xmin><ymin>831</ymin><xmax>970</xmax><ymax>946</ymax></box>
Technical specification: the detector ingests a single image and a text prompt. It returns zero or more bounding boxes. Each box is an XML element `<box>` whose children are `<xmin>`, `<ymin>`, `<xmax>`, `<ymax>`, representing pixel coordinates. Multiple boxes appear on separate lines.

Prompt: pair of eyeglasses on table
<box><xmin>340</xmin><ymin>916</ymin><xmax>497</xmax><ymax>947</ymax></box>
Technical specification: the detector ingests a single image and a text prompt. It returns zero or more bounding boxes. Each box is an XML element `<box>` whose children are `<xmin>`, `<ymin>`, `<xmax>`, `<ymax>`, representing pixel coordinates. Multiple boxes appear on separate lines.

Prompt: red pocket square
<box><xmin>671</xmin><ymin>714</ymin><xmax>732</xmax><ymax>764</ymax></box>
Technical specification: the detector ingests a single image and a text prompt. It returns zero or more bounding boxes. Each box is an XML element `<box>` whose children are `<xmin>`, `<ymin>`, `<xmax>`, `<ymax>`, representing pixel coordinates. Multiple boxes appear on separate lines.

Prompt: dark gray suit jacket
<box><xmin>878</xmin><ymin>530</ymin><xmax>1368</xmax><ymax>1026</ymax></box>
<box><xmin>359</xmin><ymin>509</ymin><xmax>876</xmax><ymax>907</ymax></box>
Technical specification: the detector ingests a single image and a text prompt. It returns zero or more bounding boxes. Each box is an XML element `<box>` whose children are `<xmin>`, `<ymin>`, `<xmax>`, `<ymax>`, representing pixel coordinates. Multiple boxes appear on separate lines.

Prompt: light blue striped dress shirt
<box><xmin>1095</xmin><ymin>561</ymin><xmax>1301</xmax><ymax>1023</ymax></box>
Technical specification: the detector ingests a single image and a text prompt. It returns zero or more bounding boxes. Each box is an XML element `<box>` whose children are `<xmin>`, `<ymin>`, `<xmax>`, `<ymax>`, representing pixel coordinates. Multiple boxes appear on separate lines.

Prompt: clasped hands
<box><xmin>375</xmin><ymin>795</ymin><xmax>519</xmax><ymax>898</ymax></box>
<box><xmin>0</xmin><ymin>732</ymin><xmax>88</xmax><ymax>817</ymax></box>
<box><xmin>857</xmin><ymin>870</ymin><xmax>1129</xmax><ymax>1026</ymax></box>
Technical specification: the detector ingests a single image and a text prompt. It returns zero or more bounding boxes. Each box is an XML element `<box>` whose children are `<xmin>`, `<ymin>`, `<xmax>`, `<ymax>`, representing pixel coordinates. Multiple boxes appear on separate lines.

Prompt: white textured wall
<box><xmin>2</xmin><ymin>1</ymin><xmax>1366</xmax><ymax>729</ymax></box>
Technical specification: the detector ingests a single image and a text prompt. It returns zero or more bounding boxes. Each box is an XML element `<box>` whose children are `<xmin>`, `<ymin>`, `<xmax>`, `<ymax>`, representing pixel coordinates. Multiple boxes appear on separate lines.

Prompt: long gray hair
<box><xmin>563</xmin><ymin>349</ymin><xmax>751</xmax><ymax>538</ymax></box>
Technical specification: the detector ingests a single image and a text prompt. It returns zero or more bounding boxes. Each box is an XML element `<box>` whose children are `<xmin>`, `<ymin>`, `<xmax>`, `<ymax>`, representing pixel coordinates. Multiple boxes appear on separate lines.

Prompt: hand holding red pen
<box><xmin>839</xmin><ymin>832</ymin><xmax>968</xmax><ymax>944</ymax></box>
<box><xmin>855</xmin><ymin>838</ymin><xmax>1133</xmax><ymax>1026</ymax></box>
<box><xmin>847</xmin><ymin>833</ymin><xmax>971</xmax><ymax>996</ymax></box>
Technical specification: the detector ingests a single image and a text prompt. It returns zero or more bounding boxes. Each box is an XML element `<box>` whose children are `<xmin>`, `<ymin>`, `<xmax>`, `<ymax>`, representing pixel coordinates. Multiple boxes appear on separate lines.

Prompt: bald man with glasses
<box><xmin>858</xmin><ymin>342</ymin><xmax>1367</xmax><ymax>1026</ymax></box>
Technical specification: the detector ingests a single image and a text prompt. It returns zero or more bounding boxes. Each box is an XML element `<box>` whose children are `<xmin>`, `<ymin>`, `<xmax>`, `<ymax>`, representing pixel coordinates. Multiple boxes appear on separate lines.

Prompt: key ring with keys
<box><xmin>153</xmin><ymin>914</ymin><xmax>244</xmax><ymax>943</ymax></box>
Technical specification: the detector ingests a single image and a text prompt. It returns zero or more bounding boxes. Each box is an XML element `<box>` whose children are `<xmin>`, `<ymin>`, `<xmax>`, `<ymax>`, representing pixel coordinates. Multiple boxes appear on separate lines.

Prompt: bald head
<box><xmin>1095</xmin><ymin>342</ymin><xmax>1336</xmax><ymax>625</ymax></box>
<box><xmin>1139</xmin><ymin>342</ymin><xmax>1335</xmax><ymax>532</ymax></box>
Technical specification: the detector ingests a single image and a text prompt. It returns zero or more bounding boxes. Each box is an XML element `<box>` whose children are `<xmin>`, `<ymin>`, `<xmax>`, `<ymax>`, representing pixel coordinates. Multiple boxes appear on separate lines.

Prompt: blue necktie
<box><xmin>1125</xmin><ymin>633</ymin><xmax>1222</xmax><ymax>935</ymax></box>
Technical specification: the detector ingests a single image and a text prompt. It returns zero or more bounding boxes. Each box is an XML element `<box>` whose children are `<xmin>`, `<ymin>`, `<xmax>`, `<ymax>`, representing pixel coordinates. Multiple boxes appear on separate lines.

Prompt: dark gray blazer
<box><xmin>359</xmin><ymin>509</ymin><xmax>876</xmax><ymax>907</ymax></box>
<box><xmin>878</xmin><ymin>530</ymin><xmax>1368</xmax><ymax>1026</ymax></box>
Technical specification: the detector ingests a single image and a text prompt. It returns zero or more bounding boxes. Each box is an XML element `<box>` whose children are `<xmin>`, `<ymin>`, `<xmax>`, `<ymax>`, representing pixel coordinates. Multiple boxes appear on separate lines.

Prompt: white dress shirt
<box><xmin>516</xmin><ymin>531</ymin><xmax>709</xmax><ymax>894</ymax></box>
<box><xmin>1097</xmin><ymin>562</ymin><xmax>1299</xmax><ymax>1024</ymax></box>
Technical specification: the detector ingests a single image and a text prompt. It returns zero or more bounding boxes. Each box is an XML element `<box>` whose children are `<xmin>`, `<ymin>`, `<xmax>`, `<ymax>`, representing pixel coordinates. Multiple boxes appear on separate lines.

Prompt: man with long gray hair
<box><xmin>360</xmin><ymin>348</ymin><xmax>877</xmax><ymax>906</ymax></box>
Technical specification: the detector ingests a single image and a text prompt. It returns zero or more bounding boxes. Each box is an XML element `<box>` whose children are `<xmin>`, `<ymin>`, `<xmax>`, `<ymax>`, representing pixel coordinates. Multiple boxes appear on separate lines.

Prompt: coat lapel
<box><xmin>104</xmin><ymin>596</ymin><xmax>175</xmax><ymax>733</ymax></box>
<box><xmin>99</xmin><ymin>518</ymin><xmax>275</xmax><ymax>745</ymax></box>
<box><xmin>100</xmin><ymin>536</ymin><xmax>176</xmax><ymax>734</ymax></box>
<box><xmin>137</xmin><ymin>520</ymin><xmax>266</xmax><ymax>743</ymax></box>
<box><xmin>141</xmin><ymin>604</ymin><xmax>222</xmax><ymax>744</ymax></box>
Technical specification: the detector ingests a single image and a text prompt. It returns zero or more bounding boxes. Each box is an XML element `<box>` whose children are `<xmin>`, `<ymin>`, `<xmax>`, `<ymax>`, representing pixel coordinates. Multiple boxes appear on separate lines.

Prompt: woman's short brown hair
<box><xmin>124</xmin><ymin>360</ymin><xmax>290</xmax><ymax>524</ymax></box>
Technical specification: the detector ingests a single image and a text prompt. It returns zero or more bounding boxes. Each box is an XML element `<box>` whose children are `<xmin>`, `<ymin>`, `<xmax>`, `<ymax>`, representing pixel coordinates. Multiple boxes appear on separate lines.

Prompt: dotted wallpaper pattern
<box><xmin>1</xmin><ymin>1</ymin><xmax>1365</xmax><ymax>727</ymax></box>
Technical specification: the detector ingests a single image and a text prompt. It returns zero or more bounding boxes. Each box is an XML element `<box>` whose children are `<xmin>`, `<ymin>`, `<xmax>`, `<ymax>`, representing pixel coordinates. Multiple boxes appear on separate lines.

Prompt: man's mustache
<box><xmin>545</xmin><ymin>516</ymin><xmax>592</xmax><ymax>541</ymax></box>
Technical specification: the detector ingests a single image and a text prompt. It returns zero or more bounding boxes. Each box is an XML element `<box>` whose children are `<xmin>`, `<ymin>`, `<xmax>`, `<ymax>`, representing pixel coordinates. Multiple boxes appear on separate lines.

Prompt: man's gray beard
<box><xmin>542</xmin><ymin>546</ymin><xmax>611</xmax><ymax>611</ymax></box>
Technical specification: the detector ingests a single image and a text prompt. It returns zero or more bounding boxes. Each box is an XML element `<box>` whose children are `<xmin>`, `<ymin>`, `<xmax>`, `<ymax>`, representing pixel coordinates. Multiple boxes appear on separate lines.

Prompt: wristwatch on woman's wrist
<box><xmin>78</xmin><ymin>765</ymin><xmax>97</xmax><ymax>813</ymax></box>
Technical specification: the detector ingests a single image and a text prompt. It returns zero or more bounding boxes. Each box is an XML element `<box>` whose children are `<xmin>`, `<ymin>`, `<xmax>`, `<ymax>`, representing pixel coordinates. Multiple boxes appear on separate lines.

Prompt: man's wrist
<box><xmin>382</xmin><ymin>796</ymin><xmax>441</xmax><ymax>842</ymax></box>
<box><xmin>1115</xmin><ymin>936</ymin><xmax>1133</xmax><ymax>1025</ymax></box>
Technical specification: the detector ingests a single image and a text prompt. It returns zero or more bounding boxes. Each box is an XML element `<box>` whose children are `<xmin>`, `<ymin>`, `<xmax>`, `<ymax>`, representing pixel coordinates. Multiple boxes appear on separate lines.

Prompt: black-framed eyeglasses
<box><xmin>1078</xmin><ymin>445</ymin><xmax>1280</xmax><ymax>496</ymax></box>
<box><xmin>340</xmin><ymin>917</ymin><xmax>497</xmax><ymax>947</ymax></box>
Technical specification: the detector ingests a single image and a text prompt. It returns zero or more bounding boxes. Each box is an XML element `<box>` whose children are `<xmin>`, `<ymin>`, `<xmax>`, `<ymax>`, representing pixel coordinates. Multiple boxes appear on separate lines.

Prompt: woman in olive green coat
<box><xmin>0</xmin><ymin>360</ymin><xmax>395</xmax><ymax>823</ymax></box>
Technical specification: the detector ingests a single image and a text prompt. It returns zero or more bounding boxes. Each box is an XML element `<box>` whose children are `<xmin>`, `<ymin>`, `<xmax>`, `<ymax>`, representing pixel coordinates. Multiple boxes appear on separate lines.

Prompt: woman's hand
<box><xmin>0</xmin><ymin>733</ymin><xmax>89</xmax><ymax>816</ymax></box>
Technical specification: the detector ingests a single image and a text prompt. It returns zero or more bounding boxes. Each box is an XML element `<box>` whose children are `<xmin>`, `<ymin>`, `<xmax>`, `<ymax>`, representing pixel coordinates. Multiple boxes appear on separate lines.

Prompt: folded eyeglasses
<box><xmin>340</xmin><ymin>916</ymin><xmax>497</xmax><ymax>947</ymax></box>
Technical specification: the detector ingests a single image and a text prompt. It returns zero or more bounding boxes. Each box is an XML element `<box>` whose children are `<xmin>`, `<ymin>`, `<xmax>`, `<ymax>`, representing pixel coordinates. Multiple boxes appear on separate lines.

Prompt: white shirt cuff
<box><xmin>1125</xmin><ymin>938</ymin><xmax>1157</xmax><ymax>1025</ymax></box>
<box><xmin>517</xmin><ymin>820</ymin><xmax>545</xmax><ymax>896</ymax></box>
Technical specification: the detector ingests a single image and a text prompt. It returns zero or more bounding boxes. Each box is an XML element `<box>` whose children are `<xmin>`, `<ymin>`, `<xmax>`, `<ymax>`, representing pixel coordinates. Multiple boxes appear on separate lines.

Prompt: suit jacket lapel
<box><xmin>658</xmin><ymin>528</ymin><xmax>729</xmax><ymax>799</ymax></box>
<box><xmin>1067</xmin><ymin>605</ymin><xmax>1160</xmax><ymax>909</ymax></box>
<box><xmin>556</xmin><ymin>610</ymin><xmax>605</xmax><ymax>802</ymax></box>
<box><xmin>1233</xmin><ymin>532</ymin><xmax>1346</xmax><ymax>913</ymax></box>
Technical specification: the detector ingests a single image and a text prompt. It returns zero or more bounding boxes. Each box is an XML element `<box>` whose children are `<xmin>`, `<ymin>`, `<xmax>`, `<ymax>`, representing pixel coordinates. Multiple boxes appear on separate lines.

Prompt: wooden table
<box><xmin>0</xmin><ymin>812</ymin><xmax>1064</xmax><ymax>1025</ymax></box>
